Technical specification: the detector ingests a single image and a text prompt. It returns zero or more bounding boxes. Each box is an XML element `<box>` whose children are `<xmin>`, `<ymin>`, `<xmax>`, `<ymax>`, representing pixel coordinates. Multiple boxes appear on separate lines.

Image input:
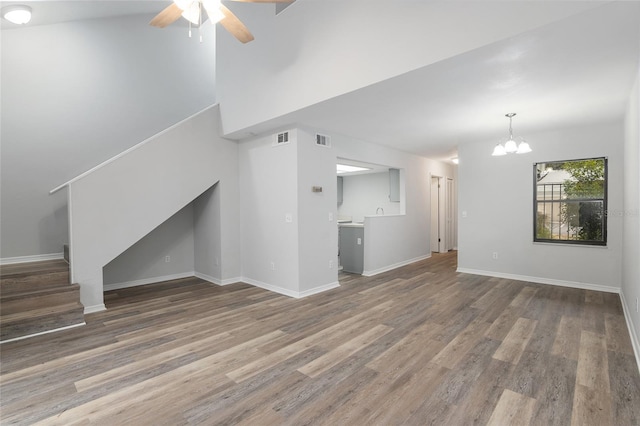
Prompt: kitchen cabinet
<box><xmin>339</xmin><ymin>224</ymin><xmax>364</xmax><ymax>274</ymax></box>
<box><xmin>389</xmin><ymin>168</ymin><xmax>400</xmax><ymax>202</ymax></box>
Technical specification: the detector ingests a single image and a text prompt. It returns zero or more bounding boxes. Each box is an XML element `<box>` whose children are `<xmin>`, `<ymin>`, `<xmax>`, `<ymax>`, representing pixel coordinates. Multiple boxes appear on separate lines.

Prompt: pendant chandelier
<box><xmin>492</xmin><ymin>113</ymin><xmax>532</xmax><ymax>156</ymax></box>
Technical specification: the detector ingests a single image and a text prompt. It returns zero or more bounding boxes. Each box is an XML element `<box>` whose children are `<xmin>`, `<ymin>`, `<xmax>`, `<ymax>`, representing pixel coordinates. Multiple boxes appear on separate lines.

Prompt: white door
<box><xmin>430</xmin><ymin>177</ymin><xmax>440</xmax><ymax>252</ymax></box>
<box><xmin>446</xmin><ymin>178</ymin><xmax>454</xmax><ymax>251</ymax></box>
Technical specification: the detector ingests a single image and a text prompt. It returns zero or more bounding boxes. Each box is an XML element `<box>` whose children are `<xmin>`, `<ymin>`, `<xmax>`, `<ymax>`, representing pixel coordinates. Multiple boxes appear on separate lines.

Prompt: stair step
<box><xmin>0</xmin><ymin>302</ymin><xmax>85</xmax><ymax>342</ymax></box>
<box><xmin>1</xmin><ymin>271</ymin><xmax>71</xmax><ymax>296</ymax></box>
<box><xmin>1</xmin><ymin>284</ymin><xmax>81</xmax><ymax>315</ymax></box>
<box><xmin>0</xmin><ymin>259</ymin><xmax>69</xmax><ymax>278</ymax></box>
<box><xmin>0</xmin><ymin>259</ymin><xmax>85</xmax><ymax>343</ymax></box>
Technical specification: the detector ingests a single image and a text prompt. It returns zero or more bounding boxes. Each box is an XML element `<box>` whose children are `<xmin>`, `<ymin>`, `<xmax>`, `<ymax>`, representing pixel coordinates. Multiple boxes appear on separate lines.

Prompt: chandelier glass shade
<box><xmin>492</xmin><ymin>113</ymin><xmax>532</xmax><ymax>156</ymax></box>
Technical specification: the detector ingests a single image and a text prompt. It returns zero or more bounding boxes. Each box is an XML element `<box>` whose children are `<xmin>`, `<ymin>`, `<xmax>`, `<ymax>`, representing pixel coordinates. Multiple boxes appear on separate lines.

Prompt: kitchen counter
<box><xmin>338</xmin><ymin>222</ymin><xmax>364</xmax><ymax>228</ymax></box>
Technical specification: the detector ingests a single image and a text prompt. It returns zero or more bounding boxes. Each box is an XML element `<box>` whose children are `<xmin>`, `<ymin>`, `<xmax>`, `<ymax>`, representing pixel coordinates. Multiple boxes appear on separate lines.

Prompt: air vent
<box><xmin>273</xmin><ymin>129</ymin><xmax>296</xmax><ymax>146</ymax></box>
<box><xmin>277</xmin><ymin>131</ymin><xmax>289</xmax><ymax>144</ymax></box>
<box><xmin>315</xmin><ymin>133</ymin><xmax>331</xmax><ymax>147</ymax></box>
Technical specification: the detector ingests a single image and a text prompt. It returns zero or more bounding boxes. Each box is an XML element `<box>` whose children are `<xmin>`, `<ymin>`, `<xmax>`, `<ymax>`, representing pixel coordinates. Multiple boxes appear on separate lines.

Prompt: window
<box><xmin>534</xmin><ymin>157</ymin><xmax>607</xmax><ymax>245</ymax></box>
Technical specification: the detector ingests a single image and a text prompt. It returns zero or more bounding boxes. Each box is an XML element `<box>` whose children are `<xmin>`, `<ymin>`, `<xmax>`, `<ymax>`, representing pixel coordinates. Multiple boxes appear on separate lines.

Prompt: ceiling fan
<box><xmin>150</xmin><ymin>0</ymin><xmax>293</xmax><ymax>44</ymax></box>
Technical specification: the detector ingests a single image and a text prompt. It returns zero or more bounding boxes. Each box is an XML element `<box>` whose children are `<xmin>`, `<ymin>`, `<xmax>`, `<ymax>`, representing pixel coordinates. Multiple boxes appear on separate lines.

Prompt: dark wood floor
<box><xmin>1</xmin><ymin>252</ymin><xmax>639</xmax><ymax>425</ymax></box>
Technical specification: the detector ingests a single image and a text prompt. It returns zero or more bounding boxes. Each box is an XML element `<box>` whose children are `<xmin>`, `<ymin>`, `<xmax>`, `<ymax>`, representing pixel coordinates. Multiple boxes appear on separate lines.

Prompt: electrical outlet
<box><xmin>329</xmin><ymin>260</ymin><xmax>333</xmax><ymax>269</ymax></box>
<box><xmin>357</xmin><ymin>238</ymin><xmax>362</xmax><ymax>245</ymax></box>
<box><xmin>270</xmin><ymin>261</ymin><xmax>275</xmax><ymax>271</ymax></box>
<box><xmin>285</xmin><ymin>213</ymin><xmax>292</xmax><ymax>223</ymax></box>
<box><xmin>492</xmin><ymin>252</ymin><xmax>498</xmax><ymax>260</ymax></box>
<box><xmin>165</xmin><ymin>255</ymin><xmax>171</xmax><ymax>263</ymax></box>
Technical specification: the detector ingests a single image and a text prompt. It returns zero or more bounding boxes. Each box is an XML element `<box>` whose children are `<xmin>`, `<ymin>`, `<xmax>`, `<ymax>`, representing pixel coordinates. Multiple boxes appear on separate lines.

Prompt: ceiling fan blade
<box><xmin>149</xmin><ymin>3</ymin><xmax>184</xmax><ymax>28</ymax></box>
<box><xmin>219</xmin><ymin>4</ymin><xmax>255</xmax><ymax>44</ymax></box>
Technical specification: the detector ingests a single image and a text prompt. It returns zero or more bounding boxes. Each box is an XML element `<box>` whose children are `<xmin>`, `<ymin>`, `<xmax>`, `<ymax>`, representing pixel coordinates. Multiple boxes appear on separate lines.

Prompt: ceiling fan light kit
<box><xmin>492</xmin><ymin>113</ymin><xmax>532</xmax><ymax>156</ymax></box>
<box><xmin>150</xmin><ymin>0</ymin><xmax>293</xmax><ymax>44</ymax></box>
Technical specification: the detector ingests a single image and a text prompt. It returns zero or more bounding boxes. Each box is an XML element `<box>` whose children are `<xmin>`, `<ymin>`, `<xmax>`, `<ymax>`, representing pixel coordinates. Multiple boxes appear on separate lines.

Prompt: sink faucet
<box><xmin>376</xmin><ymin>207</ymin><xmax>384</xmax><ymax>215</ymax></box>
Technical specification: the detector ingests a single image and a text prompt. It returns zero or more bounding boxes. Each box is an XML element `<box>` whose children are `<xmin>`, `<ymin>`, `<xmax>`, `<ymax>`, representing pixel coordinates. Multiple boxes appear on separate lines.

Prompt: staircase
<box><xmin>0</xmin><ymin>260</ymin><xmax>85</xmax><ymax>343</ymax></box>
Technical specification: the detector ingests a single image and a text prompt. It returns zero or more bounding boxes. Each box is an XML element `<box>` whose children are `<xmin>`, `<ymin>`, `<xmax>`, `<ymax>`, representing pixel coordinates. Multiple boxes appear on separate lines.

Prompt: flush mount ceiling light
<box><xmin>336</xmin><ymin>164</ymin><xmax>371</xmax><ymax>174</ymax></box>
<box><xmin>2</xmin><ymin>4</ymin><xmax>32</xmax><ymax>25</ymax></box>
<box><xmin>451</xmin><ymin>157</ymin><xmax>459</xmax><ymax>165</ymax></box>
<box><xmin>492</xmin><ymin>113</ymin><xmax>532</xmax><ymax>156</ymax></box>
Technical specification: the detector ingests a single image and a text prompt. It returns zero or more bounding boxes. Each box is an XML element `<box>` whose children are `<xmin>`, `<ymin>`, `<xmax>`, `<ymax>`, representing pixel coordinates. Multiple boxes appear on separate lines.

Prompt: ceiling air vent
<box><xmin>273</xmin><ymin>129</ymin><xmax>296</xmax><ymax>146</ymax></box>
<box><xmin>315</xmin><ymin>133</ymin><xmax>331</xmax><ymax>148</ymax></box>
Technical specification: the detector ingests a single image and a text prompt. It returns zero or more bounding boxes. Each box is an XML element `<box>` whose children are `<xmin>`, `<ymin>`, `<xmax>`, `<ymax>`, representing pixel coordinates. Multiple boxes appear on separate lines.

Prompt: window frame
<box><xmin>533</xmin><ymin>157</ymin><xmax>608</xmax><ymax>246</ymax></box>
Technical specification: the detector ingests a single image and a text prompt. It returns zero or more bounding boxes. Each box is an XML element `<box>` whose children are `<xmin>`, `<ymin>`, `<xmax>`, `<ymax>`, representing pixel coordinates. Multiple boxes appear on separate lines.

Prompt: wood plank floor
<box><xmin>1</xmin><ymin>252</ymin><xmax>639</xmax><ymax>425</ymax></box>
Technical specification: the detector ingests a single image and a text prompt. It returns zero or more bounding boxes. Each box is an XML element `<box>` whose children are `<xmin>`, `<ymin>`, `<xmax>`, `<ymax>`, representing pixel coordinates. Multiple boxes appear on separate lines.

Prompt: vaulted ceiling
<box><xmin>3</xmin><ymin>1</ymin><xmax>638</xmax><ymax>161</ymax></box>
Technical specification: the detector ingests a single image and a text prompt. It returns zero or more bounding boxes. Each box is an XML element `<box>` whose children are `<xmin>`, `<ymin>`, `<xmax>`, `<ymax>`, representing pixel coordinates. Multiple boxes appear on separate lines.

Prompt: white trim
<box><xmin>194</xmin><ymin>271</ymin><xmax>221</xmax><ymax>285</ymax></box>
<box><xmin>0</xmin><ymin>322</ymin><xmax>86</xmax><ymax>344</ymax></box>
<box><xmin>221</xmin><ymin>277</ymin><xmax>242</xmax><ymax>286</ymax></box>
<box><xmin>68</xmin><ymin>185</ymin><xmax>76</xmax><ymax>284</ymax></box>
<box><xmin>192</xmin><ymin>272</ymin><xmax>242</xmax><ymax>286</ymax></box>
<box><xmin>363</xmin><ymin>254</ymin><xmax>431</xmax><ymax>277</ymax></box>
<box><xmin>103</xmin><ymin>272</ymin><xmax>195</xmax><ymax>292</ymax></box>
<box><xmin>0</xmin><ymin>252</ymin><xmax>64</xmax><ymax>265</ymax></box>
<box><xmin>239</xmin><ymin>277</ymin><xmax>339</xmax><ymax>299</ymax></box>
<box><xmin>49</xmin><ymin>104</ymin><xmax>218</xmax><ymax>194</ymax></box>
<box><xmin>84</xmin><ymin>304</ymin><xmax>106</xmax><ymax>314</ymax></box>
<box><xmin>299</xmin><ymin>281</ymin><xmax>340</xmax><ymax>297</ymax></box>
<box><xmin>620</xmin><ymin>291</ymin><xmax>640</xmax><ymax>374</ymax></box>
<box><xmin>241</xmin><ymin>277</ymin><xmax>300</xmax><ymax>298</ymax></box>
<box><xmin>456</xmin><ymin>268</ymin><xmax>620</xmax><ymax>294</ymax></box>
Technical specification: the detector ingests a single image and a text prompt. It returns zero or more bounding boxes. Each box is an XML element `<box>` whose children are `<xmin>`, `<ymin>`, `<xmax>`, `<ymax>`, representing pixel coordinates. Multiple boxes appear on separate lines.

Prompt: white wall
<box><xmin>0</xmin><ymin>14</ymin><xmax>216</xmax><ymax>259</ymax></box>
<box><xmin>194</xmin><ymin>184</ymin><xmax>222</xmax><ymax>284</ymax></box>
<box><xmin>238</xmin><ymin>125</ymin><xmax>454</xmax><ymax>295</ymax></box>
<box><xmin>103</xmin><ymin>204</ymin><xmax>195</xmax><ymax>287</ymax></box>
<box><xmin>297</xmin><ymin>127</ymin><xmax>339</xmax><ymax>293</ymax></box>
<box><xmin>239</xmin><ymin>131</ymin><xmax>300</xmax><ymax>295</ymax></box>
<box><xmin>622</xmin><ymin>65</ymin><xmax>640</xmax><ymax>359</ymax></box>
<box><xmin>458</xmin><ymin>121</ymin><xmax>624</xmax><ymax>292</ymax></box>
<box><xmin>69</xmin><ymin>106</ymin><xmax>239</xmax><ymax>312</ymax></box>
<box><xmin>332</xmin><ymin>133</ymin><xmax>454</xmax><ymax>275</ymax></box>
<box><xmin>338</xmin><ymin>172</ymin><xmax>401</xmax><ymax>223</ymax></box>
<box><xmin>217</xmin><ymin>1</ymin><xmax>602</xmax><ymax>135</ymax></box>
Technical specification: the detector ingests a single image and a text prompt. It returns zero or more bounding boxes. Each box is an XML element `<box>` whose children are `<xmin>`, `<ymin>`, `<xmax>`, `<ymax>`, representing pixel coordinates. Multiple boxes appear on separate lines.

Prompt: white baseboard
<box><xmin>0</xmin><ymin>252</ymin><xmax>64</xmax><ymax>265</ymax></box>
<box><xmin>194</xmin><ymin>272</ymin><xmax>241</xmax><ymax>286</ymax></box>
<box><xmin>240</xmin><ymin>277</ymin><xmax>300</xmax><ymax>298</ymax></box>
<box><xmin>0</xmin><ymin>322</ymin><xmax>86</xmax><ymax>344</ymax></box>
<box><xmin>456</xmin><ymin>268</ymin><xmax>620</xmax><ymax>294</ymax></box>
<box><xmin>103</xmin><ymin>272</ymin><xmax>195</xmax><ymax>292</ymax></box>
<box><xmin>299</xmin><ymin>281</ymin><xmax>340</xmax><ymax>298</ymax></box>
<box><xmin>84</xmin><ymin>304</ymin><xmax>106</xmax><ymax>314</ymax></box>
<box><xmin>221</xmin><ymin>277</ymin><xmax>242</xmax><ymax>286</ymax></box>
<box><xmin>620</xmin><ymin>291</ymin><xmax>640</xmax><ymax>374</ymax></box>
<box><xmin>240</xmin><ymin>277</ymin><xmax>339</xmax><ymax>299</ymax></box>
<box><xmin>363</xmin><ymin>254</ymin><xmax>431</xmax><ymax>277</ymax></box>
<box><xmin>194</xmin><ymin>271</ymin><xmax>221</xmax><ymax>285</ymax></box>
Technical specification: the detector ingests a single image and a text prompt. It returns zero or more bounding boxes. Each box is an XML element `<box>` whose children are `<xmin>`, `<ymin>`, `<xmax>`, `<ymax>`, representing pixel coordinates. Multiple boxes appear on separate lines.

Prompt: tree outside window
<box><xmin>534</xmin><ymin>158</ymin><xmax>607</xmax><ymax>245</ymax></box>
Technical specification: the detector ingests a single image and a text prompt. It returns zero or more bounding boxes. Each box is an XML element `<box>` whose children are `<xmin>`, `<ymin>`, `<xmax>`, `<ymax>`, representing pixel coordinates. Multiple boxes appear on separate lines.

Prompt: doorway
<box><xmin>431</xmin><ymin>175</ymin><xmax>455</xmax><ymax>253</ymax></box>
<box><xmin>430</xmin><ymin>176</ymin><xmax>440</xmax><ymax>253</ymax></box>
